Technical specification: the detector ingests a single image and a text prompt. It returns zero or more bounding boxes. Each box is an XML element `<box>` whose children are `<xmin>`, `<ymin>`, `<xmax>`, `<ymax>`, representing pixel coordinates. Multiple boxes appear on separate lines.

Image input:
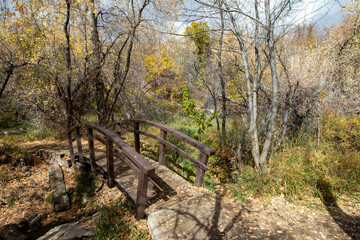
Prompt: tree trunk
<box><xmin>0</xmin><ymin>66</ymin><xmax>14</xmax><ymax>99</ymax></box>
<box><xmin>88</xmin><ymin>0</ymin><xmax>107</xmax><ymax>125</ymax></box>
<box><xmin>218</xmin><ymin>3</ymin><xmax>227</xmax><ymax>145</ymax></box>
<box><xmin>259</xmin><ymin>0</ymin><xmax>280</xmax><ymax>172</ymax></box>
<box><xmin>64</xmin><ymin>0</ymin><xmax>73</xmax><ymax>131</ymax></box>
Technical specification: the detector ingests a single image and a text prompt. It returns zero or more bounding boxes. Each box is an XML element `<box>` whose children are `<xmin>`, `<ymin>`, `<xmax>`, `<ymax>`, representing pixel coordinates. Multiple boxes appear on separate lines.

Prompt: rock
<box><xmin>37</xmin><ymin>222</ymin><xmax>91</xmax><ymax>240</ymax></box>
<box><xmin>0</xmin><ymin>224</ymin><xmax>31</xmax><ymax>240</ymax></box>
<box><xmin>82</xmin><ymin>195</ymin><xmax>91</xmax><ymax>205</ymax></box>
<box><xmin>108</xmin><ymin>190</ymin><xmax>118</xmax><ymax>198</ymax></box>
<box><xmin>0</xmin><ymin>128</ymin><xmax>25</xmax><ymax>135</ymax></box>
<box><xmin>17</xmin><ymin>213</ymin><xmax>43</xmax><ymax>234</ymax></box>
<box><xmin>74</xmin><ymin>161</ymin><xmax>86</xmax><ymax>172</ymax></box>
<box><xmin>95</xmin><ymin>179</ymin><xmax>104</xmax><ymax>193</ymax></box>
<box><xmin>29</xmin><ymin>214</ymin><xmax>43</xmax><ymax>232</ymax></box>
<box><xmin>39</xmin><ymin>150</ymin><xmax>71</xmax><ymax>168</ymax></box>
<box><xmin>38</xmin><ymin>213</ymin><xmax>100</xmax><ymax>240</ymax></box>
<box><xmin>49</xmin><ymin>164</ymin><xmax>70</xmax><ymax>212</ymax></box>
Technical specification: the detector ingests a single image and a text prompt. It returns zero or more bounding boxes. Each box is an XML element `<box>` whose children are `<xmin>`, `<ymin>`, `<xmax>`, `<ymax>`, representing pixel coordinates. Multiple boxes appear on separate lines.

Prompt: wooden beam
<box><xmin>136</xmin><ymin>168</ymin><xmax>149</xmax><ymax>219</ymax></box>
<box><xmin>158</xmin><ymin>130</ymin><xmax>167</xmax><ymax>165</ymax></box>
<box><xmin>109</xmin><ymin>120</ymin><xmax>215</xmax><ymax>156</ymax></box>
<box><xmin>87</xmin><ymin>127</ymin><xmax>96</xmax><ymax>172</ymax></box>
<box><xmin>106</xmin><ymin>137</ymin><xmax>115</xmax><ymax>188</ymax></box>
<box><xmin>194</xmin><ymin>152</ymin><xmax>209</xmax><ymax>187</ymax></box>
<box><xmin>134</xmin><ymin>121</ymin><xmax>140</xmax><ymax>153</ymax></box>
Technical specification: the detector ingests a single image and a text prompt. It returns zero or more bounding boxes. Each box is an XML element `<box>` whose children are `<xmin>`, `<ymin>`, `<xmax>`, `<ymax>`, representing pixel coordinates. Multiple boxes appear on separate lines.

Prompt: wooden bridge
<box><xmin>67</xmin><ymin>120</ymin><xmax>215</xmax><ymax>220</ymax></box>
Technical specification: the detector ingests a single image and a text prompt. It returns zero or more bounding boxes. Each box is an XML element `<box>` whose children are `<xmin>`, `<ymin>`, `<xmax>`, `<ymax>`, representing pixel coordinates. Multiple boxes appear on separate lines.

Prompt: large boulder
<box><xmin>49</xmin><ymin>164</ymin><xmax>70</xmax><ymax>212</ymax></box>
<box><xmin>38</xmin><ymin>213</ymin><xmax>100</xmax><ymax>240</ymax></box>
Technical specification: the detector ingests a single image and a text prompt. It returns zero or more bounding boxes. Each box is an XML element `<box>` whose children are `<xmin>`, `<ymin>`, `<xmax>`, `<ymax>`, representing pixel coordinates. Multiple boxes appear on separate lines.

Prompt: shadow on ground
<box><xmin>317</xmin><ymin>178</ymin><xmax>360</xmax><ymax>240</ymax></box>
<box><xmin>148</xmin><ymin>194</ymin><xmax>293</xmax><ymax>240</ymax></box>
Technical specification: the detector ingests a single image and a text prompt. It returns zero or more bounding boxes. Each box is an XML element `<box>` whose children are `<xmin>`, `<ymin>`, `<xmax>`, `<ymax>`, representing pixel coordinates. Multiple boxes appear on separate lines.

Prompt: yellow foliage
<box><xmin>143</xmin><ymin>48</ymin><xmax>183</xmax><ymax>99</ymax></box>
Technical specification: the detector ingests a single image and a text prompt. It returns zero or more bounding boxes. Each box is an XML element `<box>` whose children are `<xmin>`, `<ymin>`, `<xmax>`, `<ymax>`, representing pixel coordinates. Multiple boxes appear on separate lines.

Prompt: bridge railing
<box><xmin>107</xmin><ymin>119</ymin><xmax>215</xmax><ymax>187</ymax></box>
<box><xmin>68</xmin><ymin>123</ymin><xmax>155</xmax><ymax>219</ymax></box>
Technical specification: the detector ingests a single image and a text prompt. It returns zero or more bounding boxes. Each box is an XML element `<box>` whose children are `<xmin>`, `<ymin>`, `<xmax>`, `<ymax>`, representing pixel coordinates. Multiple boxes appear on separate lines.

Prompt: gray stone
<box><xmin>0</xmin><ymin>128</ymin><xmax>25</xmax><ymax>135</ymax></box>
<box><xmin>95</xmin><ymin>179</ymin><xmax>104</xmax><ymax>193</ymax></box>
<box><xmin>39</xmin><ymin>150</ymin><xmax>71</xmax><ymax>168</ymax></box>
<box><xmin>18</xmin><ymin>213</ymin><xmax>44</xmax><ymax>233</ymax></box>
<box><xmin>38</xmin><ymin>213</ymin><xmax>100</xmax><ymax>240</ymax></box>
<box><xmin>49</xmin><ymin>164</ymin><xmax>70</xmax><ymax>212</ymax></box>
<box><xmin>108</xmin><ymin>190</ymin><xmax>118</xmax><ymax>198</ymax></box>
<box><xmin>74</xmin><ymin>161</ymin><xmax>86</xmax><ymax>172</ymax></box>
<box><xmin>29</xmin><ymin>214</ymin><xmax>43</xmax><ymax>231</ymax></box>
<box><xmin>82</xmin><ymin>195</ymin><xmax>91</xmax><ymax>204</ymax></box>
<box><xmin>37</xmin><ymin>221</ymin><xmax>91</xmax><ymax>240</ymax></box>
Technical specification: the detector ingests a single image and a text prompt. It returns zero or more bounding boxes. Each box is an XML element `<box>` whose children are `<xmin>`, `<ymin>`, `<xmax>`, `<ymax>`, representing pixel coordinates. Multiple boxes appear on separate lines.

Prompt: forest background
<box><xmin>0</xmin><ymin>0</ymin><xmax>359</xmax><ymax>204</ymax></box>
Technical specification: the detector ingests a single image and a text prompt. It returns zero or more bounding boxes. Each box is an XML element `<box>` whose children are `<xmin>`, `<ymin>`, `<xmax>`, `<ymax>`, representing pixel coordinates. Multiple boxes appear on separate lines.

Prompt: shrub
<box><xmin>0</xmin><ymin>144</ymin><xmax>33</xmax><ymax>166</ymax></box>
<box><xmin>231</xmin><ymin>132</ymin><xmax>360</xmax><ymax>202</ymax></box>
<box><xmin>321</xmin><ymin>113</ymin><xmax>360</xmax><ymax>151</ymax></box>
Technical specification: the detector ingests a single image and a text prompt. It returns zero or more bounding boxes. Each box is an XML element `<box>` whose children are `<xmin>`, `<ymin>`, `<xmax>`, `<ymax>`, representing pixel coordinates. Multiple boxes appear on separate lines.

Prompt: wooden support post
<box><xmin>106</xmin><ymin>137</ymin><xmax>115</xmax><ymax>188</ymax></box>
<box><xmin>87</xmin><ymin>127</ymin><xmax>96</xmax><ymax>172</ymax></box>
<box><xmin>194</xmin><ymin>152</ymin><xmax>209</xmax><ymax>187</ymax></box>
<box><xmin>75</xmin><ymin>127</ymin><xmax>84</xmax><ymax>163</ymax></box>
<box><xmin>158</xmin><ymin>130</ymin><xmax>167</xmax><ymax>165</ymax></box>
<box><xmin>68</xmin><ymin>132</ymin><xmax>75</xmax><ymax>163</ymax></box>
<box><xmin>136</xmin><ymin>168</ymin><xmax>149</xmax><ymax>220</ymax></box>
<box><xmin>134</xmin><ymin>121</ymin><xmax>140</xmax><ymax>153</ymax></box>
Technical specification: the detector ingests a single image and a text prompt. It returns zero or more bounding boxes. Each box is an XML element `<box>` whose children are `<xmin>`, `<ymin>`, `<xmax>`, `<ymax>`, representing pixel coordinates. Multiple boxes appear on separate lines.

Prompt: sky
<box><xmin>297</xmin><ymin>0</ymin><xmax>351</xmax><ymax>27</ymax></box>
<box><xmin>170</xmin><ymin>0</ymin><xmax>352</xmax><ymax>35</ymax></box>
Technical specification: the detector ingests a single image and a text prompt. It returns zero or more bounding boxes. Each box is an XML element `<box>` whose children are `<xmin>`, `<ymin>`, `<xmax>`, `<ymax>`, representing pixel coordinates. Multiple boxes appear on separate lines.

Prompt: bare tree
<box><xmin>193</xmin><ymin>0</ymin><xmax>309</xmax><ymax>172</ymax></box>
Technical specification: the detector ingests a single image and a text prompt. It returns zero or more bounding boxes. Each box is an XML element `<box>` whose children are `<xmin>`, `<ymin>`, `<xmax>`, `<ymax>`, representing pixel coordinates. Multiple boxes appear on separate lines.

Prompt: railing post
<box><xmin>67</xmin><ymin>132</ymin><xmax>75</xmax><ymax>163</ymax></box>
<box><xmin>87</xmin><ymin>127</ymin><xmax>96</xmax><ymax>172</ymax></box>
<box><xmin>75</xmin><ymin>127</ymin><xmax>84</xmax><ymax>163</ymax></box>
<box><xmin>194</xmin><ymin>152</ymin><xmax>209</xmax><ymax>187</ymax></box>
<box><xmin>106</xmin><ymin>137</ymin><xmax>115</xmax><ymax>188</ymax></box>
<box><xmin>136</xmin><ymin>167</ymin><xmax>148</xmax><ymax>220</ymax></box>
<box><xmin>158</xmin><ymin>130</ymin><xmax>167</xmax><ymax>165</ymax></box>
<box><xmin>134</xmin><ymin>121</ymin><xmax>140</xmax><ymax>153</ymax></box>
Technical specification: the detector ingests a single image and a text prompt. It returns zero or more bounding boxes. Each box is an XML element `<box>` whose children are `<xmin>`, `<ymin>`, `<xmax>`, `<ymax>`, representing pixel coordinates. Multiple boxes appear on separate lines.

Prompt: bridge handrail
<box><xmin>85</xmin><ymin>123</ymin><xmax>154</xmax><ymax>172</ymax></box>
<box><xmin>68</xmin><ymin>123</ymin><xmax>154</xmax><ymax>173</ymax></box>
<box><xmin>108</xmin><ymin>119</ymin><xmax>215</xmax><ymax>156</ymax></box>
<box><xmin>108</xmin><ymin>119</ymin><xmax>215</xmax><ymax>187</ymax></box>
